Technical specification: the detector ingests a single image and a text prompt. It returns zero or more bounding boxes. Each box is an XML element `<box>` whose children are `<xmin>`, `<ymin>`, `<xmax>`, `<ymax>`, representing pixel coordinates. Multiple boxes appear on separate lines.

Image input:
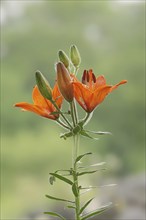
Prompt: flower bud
<box><xmin>70</xmin><ymin>45</ymin><xmax>81</xmax><ymax>68</ymax></box>
<box><xmin>56</xmin><ymin>62</ymin><xmax>74</xmax><ymax>102</ymax></box>
<box><xmin>35</xmin><ymin>70</ymin><xmax>52</xmax><ymax>100</ymax></box>
<box><xmin>58</xmin><ymin>50</ymin><xmax>70</xmax><ymax>68</ymax></box>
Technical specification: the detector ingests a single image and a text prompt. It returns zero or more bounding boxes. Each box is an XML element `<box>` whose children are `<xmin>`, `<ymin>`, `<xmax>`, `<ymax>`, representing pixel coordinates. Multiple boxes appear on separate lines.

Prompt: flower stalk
<box><xmin>73</xmin><ymin>100</ymin><xmax>78</xmax><ymax>125</ymax></box>
<box><xmin>56</xmin><ymin>119</ymin><xmax>70</xmax><ymax>130</ymax></box>
<box><xmin>73</xmin><ymin>134</ymin><xmax>81</xmax><ymax>220</ymax></box>
<box><xmin>51</xmin><ymin>99</ymin><xmax>73</xmax><ymax>129</ymax></box>
<box><xmin>70</xmin><ymin>101</ymin><xmax>76</xmax><ymax>127</ymax></box>
<box><xmin>14</xmin><ymin>45</ymin><xmax>127</xmax><ymax>220</ymax></box>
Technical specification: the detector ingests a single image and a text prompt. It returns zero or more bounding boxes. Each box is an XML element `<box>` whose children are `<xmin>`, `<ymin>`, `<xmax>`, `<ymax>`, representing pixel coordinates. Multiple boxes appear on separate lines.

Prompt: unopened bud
<box><xmin>35</xmin><ymin>71</ymin><xmax>52</xmax><ymax>100</ymax></box>
<box><xmin>58</xmin><ymin>50</ymin><xmax>70</xmax><ymax>68</ymax></box>
<box><xmin>70</xmin><ymin>45</ymin><xmax>81</xmax><ymax>68</ymax></box>
<box><xmin>56</xmin><ymin>62</ymin><xmax>74</xmax><ymax>102</ymax></box>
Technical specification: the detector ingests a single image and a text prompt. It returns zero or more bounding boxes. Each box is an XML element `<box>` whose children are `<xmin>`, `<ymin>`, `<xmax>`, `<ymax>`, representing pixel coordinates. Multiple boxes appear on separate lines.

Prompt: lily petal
<box><xmin>110</xmin><ymin>80</ymin><xmax>128</xmax><ymax>92</ymax></box>
<box><xmin>73</xmin><ymin>82</ymin><xmax>93</xmax><ymax>111</ymax></box>
<box><xmin>15</xmin><ymin>83</ymin><xmax>63</xmax><ymax>120</ymax></box>
<box><xmin>52</xmin><ymin>83</ymin><xmax>63</xmax><ymax>108</ymax></box>
<box><xmin>90</xmin><ymin>86</ymin><xmax>112</xmax><ymax>112</ymax></box>
<box><xmin>96</xmin><ymin>75</ymin><xmax>106</xmax><ymax>87</ymax></box>
<box><xmin>32</xmin><ymin>85</ymin><xmax>52</xmax><ymax>109</ymax></box>
<box><xmin>15</xmin><ymin>102</ymin><xmax>56</xmax><ymax>119</ymax></box>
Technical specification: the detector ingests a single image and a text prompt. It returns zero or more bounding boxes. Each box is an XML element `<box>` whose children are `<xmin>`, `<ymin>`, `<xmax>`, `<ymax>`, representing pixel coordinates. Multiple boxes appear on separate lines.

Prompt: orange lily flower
<box><xmin>15</xmin><ymin>83</ymin><xmax>63</xmax><ymax>120</ymax></box>
<box><xmin>73</xmin><ymin>69</ymin><xmax>127</xmax><ymax>113</ymax></box>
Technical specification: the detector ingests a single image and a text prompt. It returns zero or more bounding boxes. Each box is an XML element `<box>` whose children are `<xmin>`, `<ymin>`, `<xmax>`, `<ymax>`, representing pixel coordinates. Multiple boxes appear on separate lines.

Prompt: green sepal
<box><xmin>60</xmin><ymin>131</ymin><xmax>73</xmax><ymax>140</ymax></box>
<box><xmin>75</xmin><ymin>152</ymin><xmax>92</xmax><ymax>164</ymax></box>
<box><xmin>79</xmin><ymin>198</ymin><xmax>94</xmax><ymax>215</ymax></box>
<box><xmin>72</xmin><ymin>182</ymin><xmax>79</xmax><ymax>197</ymax></box>
<box><xmin>45</xmin><ymin>194</ymin><xmax>74</xmax><ymax>204</ymax></box>
<box><xmin>49</xmin><ymin>172</ymin><xmax>73</xmax><ymax>185</ymax></box>
<box><xmin>81</xmin><ymin>202</ymin><xmax>112</xmax><ymax>220</ymax></box>
<box><xmin>44</xmin><ymin>211</ymin><xmax>65</xmax><ymax>220</ymax></box>
<box><xmin>77</xmin><ymin>170</ymin><xmax>98</xmax><ymax>176</ymax></box>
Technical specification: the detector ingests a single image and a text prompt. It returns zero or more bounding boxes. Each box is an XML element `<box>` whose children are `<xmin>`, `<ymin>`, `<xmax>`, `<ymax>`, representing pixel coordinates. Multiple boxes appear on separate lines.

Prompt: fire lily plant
<box><xmin>15</xmin><ymin>45</ymin><xmax>127</xmax><ymax>220</ymax></box>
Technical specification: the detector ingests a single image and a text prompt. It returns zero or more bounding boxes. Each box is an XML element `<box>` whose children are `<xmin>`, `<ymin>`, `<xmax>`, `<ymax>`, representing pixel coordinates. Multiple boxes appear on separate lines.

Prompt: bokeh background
<box><xmin>1</xmin><ymin>0</ymin><xmax>145</xmax><ymax>219</ymax></box>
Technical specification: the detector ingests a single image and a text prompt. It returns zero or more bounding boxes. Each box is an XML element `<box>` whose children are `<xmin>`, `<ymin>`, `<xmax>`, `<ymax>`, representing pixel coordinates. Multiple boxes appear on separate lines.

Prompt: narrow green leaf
<box><xmin>50</xmin><ymin>173</ymin><xmax>73</xmax><ymax>185</ymax></box>
<box><xmin>44</xmin><ymin>211</ymin><xmax>65</xmax><ymax>220</ymax></box>
<box><xmin>81</xmin><ymin>203</ymin><xmax>112</xmax><ymax>220</ymax></box>
<box><xmin>45</xmin><ymin>194</ymin><xmax>74</xmax><ymax>203</ymax></box>
<box><xmin>67</xmin><ymin>205</ymin><xmax>76</xmax><ymax>209</ymax></box>
<box><xmin>78</xmin><ymin>162</ymin><xmax>106</xmax><ymax>170</ymax></box>
<box><xmin>77</xmin><ymin>170</ymin><xmax>98</xmax><ymax>176</ymax></box>
<box><xmin>85</xmin><ymin>130</ymin><xmax>112</xmax><ymax>135</ymax></box>
<box><xmin>80</xmin><ymin>130</ymin><xmax>98</xmax><ymax>140</ymax></box>
<box><xmin>75</xmin><ymin>152</ymin><xmax>92</xmax><ymax>164</ymax></box>
<box><xmin>100</xmin><ymin>183</ymin><xmax>117</xmax><ymax>188</ymax></box>
<box><xmin>80</xmin><ymin>186</ymin><xmax>99</xmax><ymax>190</ymax></box>
<box><xmin>72</xmin><ymin>182</ymin><xmax>79</xmax><ymax>197</ymax></box>
<box><xmin>60</xmin><ymin>131</ymin><xmax>73</xmax><ymax>140</ymax></box>
<box><xmin>49</xmin><ymin>175</ymin><xmax>56</xmax><ymax>185</ymax></box>
<box><xmin>79</xmin><ymin>198</ymin><xmax>94</xmax><ymax>214</ymax></box>
<box><xmin>90</xmin><ymin>162</ymin><xmax>106</xmax><ymax>167</ymax></box>
<box><xmin>54</xmin><ymin>169</ymin><xmax>72</xmax><ymax>174</ymax></box>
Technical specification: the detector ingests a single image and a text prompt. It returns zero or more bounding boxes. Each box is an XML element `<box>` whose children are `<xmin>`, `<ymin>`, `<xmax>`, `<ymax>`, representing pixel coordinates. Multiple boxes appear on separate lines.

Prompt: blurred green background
<box><xmin>1</xmin><ymin>1</ymin><xmax>145</xmax><ymax>219</ymax></box>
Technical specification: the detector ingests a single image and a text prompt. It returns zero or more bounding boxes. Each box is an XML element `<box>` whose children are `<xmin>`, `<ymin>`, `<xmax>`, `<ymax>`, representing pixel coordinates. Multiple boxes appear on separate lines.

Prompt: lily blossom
<box><xmin>15</xmin><ymin>83</ymin><xmax>63</xmax><ymax>120</ymax></box>
<box><xmin>73</xmin><ymin>69</ymin><xmax>127</xmax><ymax>113</ymax></box>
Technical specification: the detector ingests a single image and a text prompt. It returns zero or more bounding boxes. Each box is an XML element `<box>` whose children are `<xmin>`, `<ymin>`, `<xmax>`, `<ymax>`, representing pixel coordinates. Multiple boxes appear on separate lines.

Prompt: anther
<box><xmin>86</xmin><ymin>71</ymin><xmax>89</xmax><ymax>82</ymax></box>
<box><xmin>82</xmin><ymin>70</ymin><xmax>91</xmax><ymax>84</ymax></box>
<box><xmin>92</xmin><ymin>73</ymin><xmax>96</xmax><ymax>83</ymax></box>
<box><xmin>82</xmin><ymin>70</ymin><xmax>87</xmax><ymax>83</ymax></box>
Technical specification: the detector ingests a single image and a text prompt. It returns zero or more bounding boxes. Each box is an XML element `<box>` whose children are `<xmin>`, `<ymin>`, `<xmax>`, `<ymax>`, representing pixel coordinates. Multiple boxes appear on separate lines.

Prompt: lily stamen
<box><xmin>82</xmin><ymin>69</ymin><xmax>97</xmax><ymax>88</ymax></box>
<box><xmin>82</xmin><ymin>70</ymin><xmax>88</xmax><ymax>84</ymax></box>
<box><xmin>92</xmin><ymin>72</ymin><xmax>96</xmax><ymax>83</ymax></box>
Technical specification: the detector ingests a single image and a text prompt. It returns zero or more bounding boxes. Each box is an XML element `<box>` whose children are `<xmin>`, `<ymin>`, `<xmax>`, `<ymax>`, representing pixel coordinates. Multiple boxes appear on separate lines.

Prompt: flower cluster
<box><xmin>15</xmin><ymin>45</ymin><xmax>127</xmax><ymax>138</ymax></box>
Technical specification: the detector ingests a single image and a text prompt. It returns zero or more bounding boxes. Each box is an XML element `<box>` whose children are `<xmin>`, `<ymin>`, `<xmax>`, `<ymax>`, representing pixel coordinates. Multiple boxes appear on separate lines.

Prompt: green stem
<box><xmin>73</xmin><ymin>134</ymin><xmax>81</xmax><ymax>220</ymax></box>
<box><xmin>70</xmin><ymin>102</ymin><xmax>76</xmax><ymax>127</ymax></box>
<box><xmin>82</xmin><ymin>112</ymin><xmax>93</xmax><ymax>126</ymax></box>
<box><xmin>75</xmin><ymin>66</ymin><xmax>79</xmax><ymax>75</ymax></box>
<box><xmin>73</xmin><ymin>100</ymin><xmax>78</xmax><ymax>125</ymax></box>
<box><xmin>56</xmin><ymin>119</ymin><xmax>70</xmax><ymax>130</ymax></box>
<box><xmin>52</xmin><ymin>100</ymin><xmax>73</xmax><ymax>129</ymax></box>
